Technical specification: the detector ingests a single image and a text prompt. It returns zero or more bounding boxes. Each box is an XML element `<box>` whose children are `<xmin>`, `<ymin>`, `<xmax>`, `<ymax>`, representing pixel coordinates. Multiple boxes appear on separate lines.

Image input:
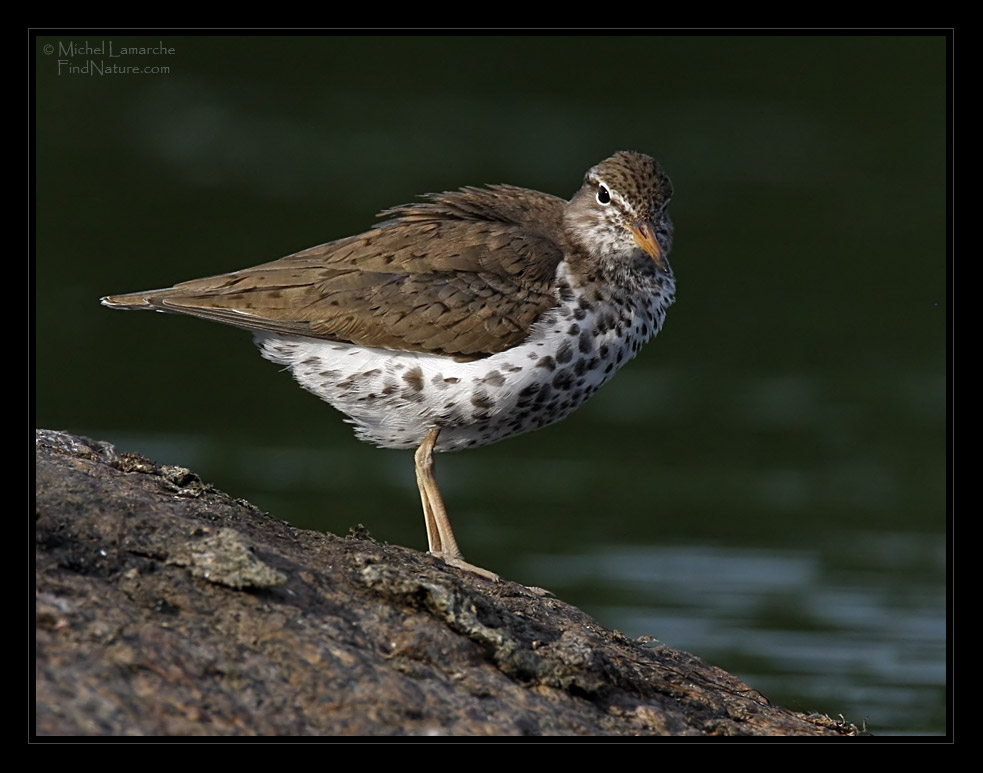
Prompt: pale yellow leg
<box><xmin>413</xmin><ymin>428</ymin><xmax>499</xmax><ymax>581</ymax></box>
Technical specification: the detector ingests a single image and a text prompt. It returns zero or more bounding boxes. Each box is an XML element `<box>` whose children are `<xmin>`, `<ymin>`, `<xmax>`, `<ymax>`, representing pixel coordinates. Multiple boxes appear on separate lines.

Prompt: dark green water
<box><xmin>35</xmin><ymin>34</ymin><xmax>947</xmax><ymax>736</ymax></box>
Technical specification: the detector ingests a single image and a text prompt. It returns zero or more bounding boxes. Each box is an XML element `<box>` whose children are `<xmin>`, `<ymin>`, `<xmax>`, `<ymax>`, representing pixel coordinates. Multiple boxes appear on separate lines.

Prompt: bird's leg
<box><xmin>414</xmin><ymin>427</ymin><xmax>461</xmax><ymax>558</ymax></box>
<box><xmin>414</xmin><ymin>428</ymin><xmax>499</xmax><ymax>581</ymax></box>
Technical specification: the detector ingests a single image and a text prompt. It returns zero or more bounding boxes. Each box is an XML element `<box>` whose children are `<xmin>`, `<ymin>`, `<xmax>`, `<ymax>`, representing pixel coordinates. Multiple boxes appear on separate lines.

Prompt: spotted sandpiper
<box><xmin>102</xmin><ymin>151</ymin><xmax>676</xmax><ymax>579</ymax></box>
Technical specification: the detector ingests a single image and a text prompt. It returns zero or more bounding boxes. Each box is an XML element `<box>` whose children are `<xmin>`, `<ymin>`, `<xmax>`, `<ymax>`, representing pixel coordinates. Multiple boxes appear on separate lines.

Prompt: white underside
<box><xmin>255</xmin><ymin>263</ymin><xmax>673</xmax><ymax>452</ymax></box>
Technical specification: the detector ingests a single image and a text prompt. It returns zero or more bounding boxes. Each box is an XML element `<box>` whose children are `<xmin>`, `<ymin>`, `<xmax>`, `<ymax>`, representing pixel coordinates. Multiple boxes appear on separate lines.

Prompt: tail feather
<box><xmin>100</xmin><ymin>289</ymin><xmax>171</xmax><ymax>310</ymax></box>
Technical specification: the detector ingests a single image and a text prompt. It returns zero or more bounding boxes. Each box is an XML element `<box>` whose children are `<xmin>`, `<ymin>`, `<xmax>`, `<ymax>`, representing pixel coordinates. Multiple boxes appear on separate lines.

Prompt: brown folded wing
<box><xmin>103</xmin><ymin>186</ymin><xmax>568</xmax><ymax>359</ymax></box>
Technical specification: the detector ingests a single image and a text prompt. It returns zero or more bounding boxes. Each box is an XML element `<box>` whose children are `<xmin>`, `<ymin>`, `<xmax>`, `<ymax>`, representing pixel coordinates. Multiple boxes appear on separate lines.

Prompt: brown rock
<box><xmin>35</xmin><ymin>429</ymin><xmax>855</xmax><ymax>737</ymax></box>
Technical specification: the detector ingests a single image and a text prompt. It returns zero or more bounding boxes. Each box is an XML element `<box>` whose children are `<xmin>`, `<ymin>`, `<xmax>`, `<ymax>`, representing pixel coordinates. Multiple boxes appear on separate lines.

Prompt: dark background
<box><xmin>35</xmin><ymin>34</ymin><xmax>947</xmax><ymax>735</ymax></box>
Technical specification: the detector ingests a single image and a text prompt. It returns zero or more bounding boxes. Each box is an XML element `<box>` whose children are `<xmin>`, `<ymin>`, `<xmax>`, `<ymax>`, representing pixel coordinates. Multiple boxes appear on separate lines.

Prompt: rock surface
<box><xmin>35</xmin><ymin>429</ymin><xmax>855</xmax><ymax>737</ymax></box>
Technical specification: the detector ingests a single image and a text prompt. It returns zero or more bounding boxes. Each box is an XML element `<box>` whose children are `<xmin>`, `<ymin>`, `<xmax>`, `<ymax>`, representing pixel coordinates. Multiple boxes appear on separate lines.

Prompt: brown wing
<box><xmin>102</xmin><ymin>186</ymin><xmax>568</xmax><ymax>359</ymax></box>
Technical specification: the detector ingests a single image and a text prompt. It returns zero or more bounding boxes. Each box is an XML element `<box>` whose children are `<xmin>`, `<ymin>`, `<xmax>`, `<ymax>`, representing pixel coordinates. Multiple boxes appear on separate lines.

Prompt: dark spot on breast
<box><xmin>301</xmin><ymin>357</ymin><xmax>320</xmax><ymax>366</ymax></box>
<box><xmin>482</xmin><ymin>370</ymin><xmax>505</xmax><ymax>387</ymax></box>
<box><xmin>536</xmin><ymin>356</ymin><xmax>556</xmax><ymax>371</ymax></box>
<box><xmin>567</xmin><ymin>323</ymin><xmax>580</xmax><ymax>336</ymax></box>
<box><xmin>552</xmin><ymin>370</ymin><xmax>573</xmax><ymax>390</ymax></box>
<box><xmin>402</xmin><ymin>366</ymin><xmax>425</xmax><ymax>391</ymax></box>
<box><xmin>573</xmin><ymin>307</ymin><xmax>586</xmax><ymax>321</ymax></box>
<box><xmin>556</xmin><ymin>341</ymin><xmax>574</xmax><ymax>364</ymax></box>
<box><xmin>471</xmin><ymin>391</ymin><xmax>495</xmax><ymax>409</ymax></box>
<box><xmin>599</xmin><ymin>345</ymin><xmax>609</xmax><ymax>359</ymax></box>
<box><xmin>534</xmin><ymin>384</ymin><xmax>553</xmax><ymax>405</ymax></box>
<box><xmin>319</xmin><ymin>369</ymin><xmax>341</xmax><ymax>380</ymax></box>
<box><xmin>579</xmin><ymin>331</ymin><xmax>593</xmax><ymax>354</ymax></box>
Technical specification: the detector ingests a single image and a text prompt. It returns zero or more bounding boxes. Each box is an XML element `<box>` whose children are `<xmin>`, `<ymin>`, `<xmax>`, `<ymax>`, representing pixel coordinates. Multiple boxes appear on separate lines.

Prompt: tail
<box><xmin>100</xmin><ymin>289</ymin><xmax>171</xmax><ymax>310</ymax></box>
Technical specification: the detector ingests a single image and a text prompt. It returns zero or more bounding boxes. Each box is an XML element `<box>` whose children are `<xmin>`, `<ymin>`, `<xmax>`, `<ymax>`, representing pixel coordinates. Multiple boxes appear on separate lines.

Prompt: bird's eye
<box><xmin>596</xmin><ymin>185</ymin><xmax>611</xmax><ymax>205</ymax></box>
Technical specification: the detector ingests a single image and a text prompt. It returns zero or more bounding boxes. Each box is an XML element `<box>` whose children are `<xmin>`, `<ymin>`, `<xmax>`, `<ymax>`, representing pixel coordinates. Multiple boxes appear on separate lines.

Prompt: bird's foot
<box><xmin>429</xmin><ymin>553</ymin><xmax>553</xmax><ymax>596</ymax></box>
<box><xmin>430</xmin><ymin>552</ymin><xmax>501</xmax><ymax>583</ymax></box>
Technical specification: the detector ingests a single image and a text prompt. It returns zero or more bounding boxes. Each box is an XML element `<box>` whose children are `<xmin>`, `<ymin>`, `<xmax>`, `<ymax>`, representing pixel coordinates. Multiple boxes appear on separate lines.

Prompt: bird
<box><xmin>101</xmin><ymin>151</ymin><xmax>676</xmax><ymax>580</ymax></box>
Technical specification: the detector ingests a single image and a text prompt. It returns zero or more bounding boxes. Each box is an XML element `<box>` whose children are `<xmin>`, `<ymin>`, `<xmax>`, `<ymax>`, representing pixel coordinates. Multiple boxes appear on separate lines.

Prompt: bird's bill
<box><xmin>630</xmin><ymin>221</ymin><xmax>666</xmax><ymax>271</ymax></box>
